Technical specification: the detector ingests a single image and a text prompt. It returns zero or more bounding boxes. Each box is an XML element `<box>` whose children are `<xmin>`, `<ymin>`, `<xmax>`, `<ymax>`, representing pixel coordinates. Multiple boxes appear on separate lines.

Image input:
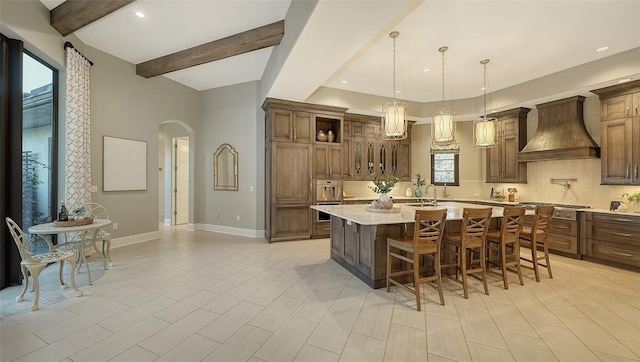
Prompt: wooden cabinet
<box><xmin>522</xmin><ymin>216</ymin><xmax>579</xmax><ymax>257</ymax></box>
<box><xmin>582</xmin><ymin>212</ymin><xmax>640</xmax><ymax>268</ymax></box>
<box><xmin>266</xmin><ymin>142</ymin><xmax>313</xmax><ymax>241</ymax></box>
<box><xmin>268</xmin><ymin>109</ymin><xmax>313</xmax><ymax>143</ymax></box>
<box><xmin>263</xmin><ymin>98</ymin><xmax>347</xmax><ymax>242</ymax></box>
<box><xmin>591</xmin><ymin>80</ymin><xmax>640</xmax><ymax>185</ymax></box>
<box><xmin>343</xmin><ymin>113</ymin><xmax>412</xmax><ymax>181</ymax></box>
<box><xmin>314</xmin><ymin>144</ymin><xmax>342</xmax><ymax>179</ymax></box>
<box><xmin>485</xmin><ymin>107</ymin><xmax>529</xmax><ymax>183</ymax></box>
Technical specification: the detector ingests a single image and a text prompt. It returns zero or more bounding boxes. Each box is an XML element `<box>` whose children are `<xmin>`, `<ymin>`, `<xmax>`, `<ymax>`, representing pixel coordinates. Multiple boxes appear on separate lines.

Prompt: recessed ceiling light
<box><xmin>135</xmin><ymin>11</ymin><xmax>145</xmax><ymax>18</ymax></box>
<box><xmin>423</xmin><ymin>68</ymin><xmax>431</xmax><ymax>72</ymax></box>
<box><xmin>618</xmin><ymin>78</ymin><xmax>632</xmax><ymax>83</ymax></box>
<box><xmin>596</xmin><ymin>46</ymin><xmax>609</xmax><ymax>52</ymax></box>
<box><xmin>395</xmin><ymin>90</ymin><xmax>401</xmax><ymax>94</ymax></box>
<box><xmin>340</xmin><ymin>80</ymin><xmax>347</xmax><ymax>84</ymax></box>
<box><xmin>480</xmin><ymin>86</ymin><xmax>487</xmax><ymax>91</ymax></box>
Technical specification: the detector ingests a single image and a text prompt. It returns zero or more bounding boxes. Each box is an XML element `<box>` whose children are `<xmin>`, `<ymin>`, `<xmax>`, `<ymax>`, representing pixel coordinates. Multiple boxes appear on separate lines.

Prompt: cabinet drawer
<box><xmin>589</xmin><ymin>222</ymin><xmax>640</xmax><ymax>246</ymax></box>
<box><xmin>523</xmin><ymin>217</ymin><xmax>576</xmax><ymax>236</ymax></box>
<box><xmin>549</xmin><ymin>219</ymin><xmax>577</xmax><ymax>236</ymax></box>
<box><xmin>585</xmin><ymin>239</ymin><xmax>640</xmax><ymax>267</ymax></box>
<box><xmin>548</xmin><ymin>234</ymin><xmax>577</xmax><ymax>254</ymax></box>
<box><xmin>313</xmin><ymin>221</ymin><xmax>331</xmax><ymax>236</ymax></box>
<box><xmin>590</xmin><ymin>213</ymin><xmax>640</xmax><ymax>224</ymax></box>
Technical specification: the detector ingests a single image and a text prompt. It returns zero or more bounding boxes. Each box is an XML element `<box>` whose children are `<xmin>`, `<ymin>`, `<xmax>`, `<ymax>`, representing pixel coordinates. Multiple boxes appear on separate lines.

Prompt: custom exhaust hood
<box><xmin>519</xmin><ymin>96</ymin><xmax>600</xmax><ymax>162</ymax></box>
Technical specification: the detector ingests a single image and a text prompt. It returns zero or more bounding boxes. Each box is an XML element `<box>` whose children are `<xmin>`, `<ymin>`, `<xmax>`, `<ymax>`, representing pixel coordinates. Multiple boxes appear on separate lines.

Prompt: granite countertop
<box><xmin>311</xmin><ymin>201</ymin><xmax>506</xmax><ymax>225</ymax></box>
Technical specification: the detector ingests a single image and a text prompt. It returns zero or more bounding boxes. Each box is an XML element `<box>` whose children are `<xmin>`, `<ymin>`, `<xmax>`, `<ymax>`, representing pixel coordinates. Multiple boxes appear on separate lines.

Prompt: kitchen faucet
<box><xmin>424</xmin><ymin>184</ymin><xmax>438</xmax><ymax>207</ymax></box>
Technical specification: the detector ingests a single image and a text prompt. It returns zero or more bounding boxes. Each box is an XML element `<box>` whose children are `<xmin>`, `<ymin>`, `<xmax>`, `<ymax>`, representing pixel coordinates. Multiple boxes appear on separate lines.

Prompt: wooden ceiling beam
<box><xmin>50</xmin><ymin>0</ymin><xmax>138</xmax><ymax>36</ymax></box>
<box><xmin>136</xmin><ymin>20</ymin><xmax>284</xmax><ymax>78</ymax></box>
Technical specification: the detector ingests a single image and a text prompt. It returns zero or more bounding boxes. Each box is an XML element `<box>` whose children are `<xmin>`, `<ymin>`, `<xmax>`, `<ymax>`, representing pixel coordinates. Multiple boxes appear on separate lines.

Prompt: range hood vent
<box><xmin>519</xmin><ymin>96</ymin><xmax>600</xmax><ymax>162</ymax></box>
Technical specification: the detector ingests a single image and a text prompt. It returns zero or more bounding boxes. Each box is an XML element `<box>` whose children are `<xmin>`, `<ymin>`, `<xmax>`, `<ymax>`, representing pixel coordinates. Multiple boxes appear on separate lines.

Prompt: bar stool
<box><xmin>441</xmin><ymin>207</ymin><xmax>493</xmax><ymax>299</ymax></box>
<box><xmin>486</xmin><ymin>206</ymin><xmax>526</xmax><ymax>289</ymax></box>
<box><xmin>519</xmin><ymin>205</ymin><xmax>554</xmax><ymax>282</ymax></box>
<box><xmin>386</xmin><ymin>209</ymin><xmax>447</xmax><ymax>310</ymax></box>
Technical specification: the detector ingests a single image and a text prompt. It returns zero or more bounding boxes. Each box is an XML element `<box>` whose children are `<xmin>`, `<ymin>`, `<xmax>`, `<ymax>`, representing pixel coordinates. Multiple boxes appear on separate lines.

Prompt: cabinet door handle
<box><xmin>289</xmin><ymin>127</ymin><xmax>293</xmax><ymax>141</ymax></box>
<box><xmin>626</xmin><ymin>164</ymin><xmax>631</xmax><ymax>179</ymax></box>
<box><xmin>554</xmin><ymin>225</ymin><xmax>570</xmax><ymax>229</ymax></box>
<box><xmin>610</xmin><ymin>232</ymin><xmax>633</xmax><ymax>238</ymax></box>
<box><xmin>636</xmin><ymin>105</ymin><xmax>638</xmax><ymax>116</ymax></box>
<box><xmin>635</xmin><ymin>164</ymin><xmax>638</xmax><ymax>179</ymax></box>
<box><xmin>293</xmin><ymin>128</ymin><xmax>297</xmax><ymax>142</ymax></box>
<box><xmin>627</xmin><ymin>107</ymin><xmax>631</xmax><ymax>117</ymax></box>
<box><xmin>613</xmin><ymin>218</ymin><xmax>634</xmax><ymax>223</ymax></box>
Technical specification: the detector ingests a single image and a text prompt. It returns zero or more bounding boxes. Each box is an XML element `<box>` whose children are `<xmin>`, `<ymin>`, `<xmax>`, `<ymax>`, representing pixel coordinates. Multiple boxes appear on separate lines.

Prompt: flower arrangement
<box><xmin>623</xmin><ymin>192</ymin><xmax>640</xmax><ymax>203</ymax></box>
<box><xmin>414</xmin><ymin>174</ymin><xmax>426</xmax><ymax>188</ymax></box>
<box><xmin>369</xmin><ymin>175</ymin><xmax>399</xmax><ymax>194</ymax></box>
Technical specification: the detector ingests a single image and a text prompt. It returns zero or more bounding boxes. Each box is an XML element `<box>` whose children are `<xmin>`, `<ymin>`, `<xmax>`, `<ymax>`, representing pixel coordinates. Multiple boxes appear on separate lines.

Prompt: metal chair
<box><xmin>80</xmin><ymin>202</ymin><xmax>113</xmax><ymax>269</ymax></box>
<box><xmin>387</xmin><ymin>209</ymin><xmax>448</xmax><ymax>310</ymax></box>
<box><xmin>5</xmin><ymin>217</ymin><xmax>83</xmax><ymax>311</ymax></box>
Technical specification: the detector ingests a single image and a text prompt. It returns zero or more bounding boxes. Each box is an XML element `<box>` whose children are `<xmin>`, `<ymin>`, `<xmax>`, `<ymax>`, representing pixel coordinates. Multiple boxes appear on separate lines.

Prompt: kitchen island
<box><xmin>311</xmin><ymin>202</ymin><xmax>505</xmax><ymax>288</ymax></box>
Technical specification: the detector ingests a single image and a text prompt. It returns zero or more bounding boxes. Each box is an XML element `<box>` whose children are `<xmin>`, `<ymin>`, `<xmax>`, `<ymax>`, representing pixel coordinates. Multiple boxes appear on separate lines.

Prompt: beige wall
<box><xmin>2</xmin><ymin>1</ymin><xmax>202</xmax><ymax>242</ymax></box>
<box><xmin>198</xmin><ymin>82</ymin><xmax>264</xmax><ymax>236</ymax></box>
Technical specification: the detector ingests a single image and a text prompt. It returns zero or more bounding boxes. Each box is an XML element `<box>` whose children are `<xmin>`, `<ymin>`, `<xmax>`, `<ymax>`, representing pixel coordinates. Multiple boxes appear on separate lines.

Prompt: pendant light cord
<box><xmin>438</xmin><ymin>46</ymin><xmax>448</xmax><ymax>111</ymax></box>
<box><xmin>390</xmin><ymin>31</ymin><xmax>399</xmax><ymax>101</ymax></box>
<box><xmin>481</xmin><ymin>59</ymin><xmax>490</xmax><ymax>120</ymax></box>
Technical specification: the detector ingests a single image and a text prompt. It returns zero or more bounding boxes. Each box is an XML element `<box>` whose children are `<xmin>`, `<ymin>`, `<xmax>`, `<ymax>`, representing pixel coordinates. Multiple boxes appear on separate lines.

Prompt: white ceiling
<box><xmin>41</xmin><ymin>0</ymin><xmax>640</xmax><ymax>106</ymax></box>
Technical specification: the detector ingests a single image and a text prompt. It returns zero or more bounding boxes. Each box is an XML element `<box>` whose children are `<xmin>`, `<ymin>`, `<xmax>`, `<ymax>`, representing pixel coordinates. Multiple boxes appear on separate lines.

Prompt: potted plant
<box><xmin>369</xmin><ymin>175</ymin><xmax>399</xmax><ymax>209</ymax></box>
<box><xmin>414</xmin><ymin>174</ymin><xmax>426</xmax><ymax>197</ymax></box>
<box><xmin>622</xmin><ymin>192</ymin><xmax>640</xmax><ymax>213</ymax></box>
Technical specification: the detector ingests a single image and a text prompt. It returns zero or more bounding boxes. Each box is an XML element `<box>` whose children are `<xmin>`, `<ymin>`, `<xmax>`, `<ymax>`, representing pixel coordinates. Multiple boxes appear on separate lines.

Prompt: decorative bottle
<box><xmin>59</xmin><ymin>201</ymin><xmax>69</xmax><ymax>221</ymax></box>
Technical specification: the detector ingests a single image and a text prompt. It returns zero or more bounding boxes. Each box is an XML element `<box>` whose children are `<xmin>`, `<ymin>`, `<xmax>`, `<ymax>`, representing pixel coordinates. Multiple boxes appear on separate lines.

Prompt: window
<box><xmin>431</xmin><ymin>153</ymin><xmax>459</xmax><ymax>186</ymax></box>
<box><xmin>22</xmin><ymin>51</ymin><xmax>58</xmax><ymax>251</ymax></box>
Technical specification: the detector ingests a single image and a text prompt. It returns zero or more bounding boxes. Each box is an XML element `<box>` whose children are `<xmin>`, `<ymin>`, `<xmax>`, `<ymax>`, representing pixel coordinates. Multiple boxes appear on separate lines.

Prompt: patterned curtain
<box><xmin>65</xmin><ymin>47</ymin><xmax>92</xmax><ymax>210</ymax></box>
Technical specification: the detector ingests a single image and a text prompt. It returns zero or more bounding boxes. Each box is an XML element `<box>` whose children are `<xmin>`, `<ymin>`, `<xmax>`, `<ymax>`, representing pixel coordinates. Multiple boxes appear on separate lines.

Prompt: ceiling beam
<box><xmin>136</xmin><ymin>20</ymin><xmax>285</xmax><ymax>78</ymax></box>
<box><xmin>50</xmin><ymin>0</ymin><xmax>138</xmax><ymax>36</ymax></box>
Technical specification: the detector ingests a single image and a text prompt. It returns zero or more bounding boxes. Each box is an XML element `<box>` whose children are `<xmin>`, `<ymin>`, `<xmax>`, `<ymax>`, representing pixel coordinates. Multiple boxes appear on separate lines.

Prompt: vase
<box><xmin>377</xmin><ymin>192</ymin><xmax>393</xmax><ymax>209</ymax></box>
<box><xmin>415</xmin><ymin>187</ymin><xmax>423</xmax><ymax>198</ymax></box>
<box><xmin>634</xmin><ymin>202</ymin><xmax>640</xmax><ymax>213</ymax></box>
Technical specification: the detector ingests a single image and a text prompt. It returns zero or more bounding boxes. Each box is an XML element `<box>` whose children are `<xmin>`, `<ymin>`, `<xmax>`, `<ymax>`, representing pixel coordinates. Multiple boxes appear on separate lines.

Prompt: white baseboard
<box><xmin>195</xmin><ymin>223</ymin><xmax>264</xmax><ymax>238</ymax></box>
<box><xmin>110</xmin><ymin>224</ymin><xmax>263</xmax><ymax>250</ymax></box>
<box><xmin>111</xmin><ymin>230</ymin><xmax>162</xmax><ymax>249</ymax></box>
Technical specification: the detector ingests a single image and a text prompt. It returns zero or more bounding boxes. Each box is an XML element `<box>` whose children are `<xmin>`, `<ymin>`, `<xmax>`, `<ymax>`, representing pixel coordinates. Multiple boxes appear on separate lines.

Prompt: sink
<box><xmin>405</xmin><ymin>203</ymin><xmax>435</xmax><ymax>207</ymax></box>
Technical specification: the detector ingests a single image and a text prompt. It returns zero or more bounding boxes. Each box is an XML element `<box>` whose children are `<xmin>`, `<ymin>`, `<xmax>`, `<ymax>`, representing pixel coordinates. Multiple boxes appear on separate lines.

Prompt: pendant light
<box><xmin>432</xmin><ymin>46</ymin><xmax>455</xmax><ymax>144</ymax></box>
<box><xmin>381</xmin><ymin>31</ymin><xmax>408</xmax><ymax>140</ymax></box>
<box><xmin>474</xmin><ymin>59</ymin><xmax>497</xmax><ymax>147</ymax></box>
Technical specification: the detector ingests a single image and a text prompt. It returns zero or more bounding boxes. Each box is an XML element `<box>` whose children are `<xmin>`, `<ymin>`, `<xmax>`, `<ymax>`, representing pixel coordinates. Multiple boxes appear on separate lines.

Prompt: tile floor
<box><xmin>1</xmin><ymin>227</ymin><xmax>639</xmax><ymax>362</ymax></box>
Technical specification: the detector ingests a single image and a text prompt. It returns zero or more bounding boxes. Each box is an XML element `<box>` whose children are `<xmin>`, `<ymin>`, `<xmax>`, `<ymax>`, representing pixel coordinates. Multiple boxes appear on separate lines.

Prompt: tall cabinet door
<box><xmin>601</xmin><ymin>119</ymin><xmax>634</xmax><ymax>184</ymax></box>
<box><xmin>314</xmin><ymin>144</ymin><xmax>343</xmax><ymax>179</ymax></box>
<box><xmin>272</xmin><ymin>142</ymin><xmax>312</xmax><ymax>204</ymax></box>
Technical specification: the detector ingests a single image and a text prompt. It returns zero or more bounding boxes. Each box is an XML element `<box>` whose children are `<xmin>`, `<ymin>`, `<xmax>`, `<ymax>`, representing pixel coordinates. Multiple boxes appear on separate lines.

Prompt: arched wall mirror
<box><xmin>213</xmin><ymin>143</ymin><xmax>238</xmax><ymax>191</ymax></box>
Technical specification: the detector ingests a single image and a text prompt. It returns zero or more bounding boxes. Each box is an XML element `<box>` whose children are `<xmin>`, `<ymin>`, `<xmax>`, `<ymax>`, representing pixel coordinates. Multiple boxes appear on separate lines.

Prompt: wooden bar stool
<box><xmin>441</xmin><ymin>207</ymin><xmax>493</xmax><ymax>299</ymax></box>
<box><xmin>520</xmin><ymin>205</ymin><xmax>554</xmax><ymax>282</ymax></box>
<box><xmin>386</xmin><ymin>209</ymin><xmax>447</xmax><ymax>310</ymax></box>
<box><xmin>486</xmin><ymin>206</ymin><xmax>526</xmax><ymax>289</ymax></box>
